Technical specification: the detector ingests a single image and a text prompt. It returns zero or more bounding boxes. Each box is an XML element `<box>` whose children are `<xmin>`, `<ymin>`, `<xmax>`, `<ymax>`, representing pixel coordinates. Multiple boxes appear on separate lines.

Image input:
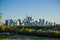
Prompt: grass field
<box><xmin>0</xmin><ymin>34</ymin><xmax>60</xmax><ymax>40</ymax></box>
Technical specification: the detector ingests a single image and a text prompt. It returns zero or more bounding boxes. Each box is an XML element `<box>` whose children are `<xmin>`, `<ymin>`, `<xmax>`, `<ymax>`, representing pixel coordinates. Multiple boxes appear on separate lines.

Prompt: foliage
<box><xmin>0</xmin><ymin>25</ymin><xmax>60</xmax><ymax>37</ymax></box>
<box><xmin>0</xmin><ymin>25</ymin><xmax>7</xmax><ymax>32</ymax></box>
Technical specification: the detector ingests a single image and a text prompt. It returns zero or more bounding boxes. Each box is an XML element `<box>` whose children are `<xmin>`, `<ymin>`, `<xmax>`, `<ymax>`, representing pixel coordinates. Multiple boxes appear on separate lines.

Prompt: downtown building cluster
<box><xmin>4</xmin><ymin>16</ymin><xmax>56</xmax><ymax>26</ymax></box>
<box><xmin>0</xmin><ymin>13</ymin><xmax>56</xmax><ymax>26</ymax></box>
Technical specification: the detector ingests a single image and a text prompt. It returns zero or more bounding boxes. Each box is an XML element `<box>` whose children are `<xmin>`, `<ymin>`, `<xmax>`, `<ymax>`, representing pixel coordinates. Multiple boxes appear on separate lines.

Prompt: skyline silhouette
<box><xmin>0</xmin><ymin>0</ymin><xmax>60</xmax><ymax>24</ymax></box>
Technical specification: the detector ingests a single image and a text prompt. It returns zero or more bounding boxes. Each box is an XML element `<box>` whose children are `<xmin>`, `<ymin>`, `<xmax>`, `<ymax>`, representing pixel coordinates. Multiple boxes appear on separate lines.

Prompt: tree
<box><xmin>0</xmin><ymin>25</ymin><xmax>7</xmax><ymax>32</ymax></box>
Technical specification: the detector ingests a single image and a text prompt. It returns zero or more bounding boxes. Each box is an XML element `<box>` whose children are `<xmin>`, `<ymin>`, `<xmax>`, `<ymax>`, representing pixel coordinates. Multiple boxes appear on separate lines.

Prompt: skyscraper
<box><xmin>14</xmin><ymin>20</ymin><xmax>17</xmax><ymax>26</ymax></box>
<box><xmin>54</xmin><ymin>22</ymin><xmax>56</xmax><ymax>26</ymax></box>
<box><xmin>26</xmin><ymin>16</ymin><xmax>32</xmax><ymax>21</ymax></box>
<box><xmin>50</xmin><ymin>22</ymin><xmax>52</xmax><ymax>26</ymax></box>
<box><xmin>9</xmin><ymin>19</ymin><xmax>14</xmax><ymax>26</ymax></box>
<box><xmin>5</xmin><ymin>19</ymin><xmax>9</xmax><ymax>26</ymax></box>
<box><xmin>41</xmin><ymin>19</ymin><xmax>45</xmax><ymax>26</ymax></box>
<box><xmin>35</xmin><ymin>20</ymin><xmax>38</xmax><ymax>26</ymax></box>
<box><xmin>45</xmin><ymin>21</ymin><xmax>48</xmax><ymax>26</ymax></box>
<box><xmin>38</xmin><ymin>19</ymin><xmax>42</xmax><ymax>26</ymax></box>
<box><xmin>48</xmin><ymin>22</ymin><xmax>50</xmax><ymax>26</ymax></box>
<box><xmin>22</xmin><ymin>16</ymin><xmax>33</xmax><ymax>26</ymax></box>
<box><xmin>17</xmin><ymin>19</ymin><xmax>21</xmax><ymax>26</ymax></box>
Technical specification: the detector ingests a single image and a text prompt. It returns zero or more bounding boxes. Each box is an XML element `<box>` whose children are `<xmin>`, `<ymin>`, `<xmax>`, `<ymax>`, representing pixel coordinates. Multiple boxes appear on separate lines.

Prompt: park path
<box><xmin>22</xmin><ymin>37</ymin><xmax>32</xmax><ymax>40</ymax></box>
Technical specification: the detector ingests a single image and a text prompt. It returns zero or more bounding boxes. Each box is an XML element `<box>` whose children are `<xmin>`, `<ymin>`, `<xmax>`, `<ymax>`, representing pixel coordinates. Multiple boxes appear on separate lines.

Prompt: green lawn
<box><xmin>0</xmin><ymin>34</ymin><xmax>60</xmax><ymax>40</ymax></box>
<box><xmin>0</xmin><ymin>37</ymin><xmax>60</xmax><ymax>40</ymax></box>
<box><xmin>32</xmin><ymin>38</ymin><xmax>60</xmax><ymax>40</ymax></box>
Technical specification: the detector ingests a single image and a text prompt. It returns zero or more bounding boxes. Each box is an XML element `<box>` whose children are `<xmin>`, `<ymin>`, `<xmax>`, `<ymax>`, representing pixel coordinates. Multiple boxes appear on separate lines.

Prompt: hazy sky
<box><xmin>0</xmin><ymin>0</ymin><xmax>60</xmax><ymax>24</ymax></box>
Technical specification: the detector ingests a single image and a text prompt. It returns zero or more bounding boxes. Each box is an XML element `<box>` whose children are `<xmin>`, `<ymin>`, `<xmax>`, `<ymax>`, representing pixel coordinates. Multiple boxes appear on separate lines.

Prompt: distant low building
<box><xmin>0</xmin><ymin>13</ymin><xmax>2</xmax><ymax>26</ymax></box>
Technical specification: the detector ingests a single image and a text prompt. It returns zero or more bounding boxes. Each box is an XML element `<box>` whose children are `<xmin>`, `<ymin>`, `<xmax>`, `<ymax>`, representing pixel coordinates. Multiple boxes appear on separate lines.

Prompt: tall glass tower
<box><xmin>0</xmin><ymin>13</ymin><xmax>2</xmax><ymax>26</ymax></box>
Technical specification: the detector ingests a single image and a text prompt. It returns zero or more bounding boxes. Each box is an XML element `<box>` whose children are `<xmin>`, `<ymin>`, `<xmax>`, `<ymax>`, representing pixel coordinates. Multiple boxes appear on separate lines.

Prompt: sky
<box><xmin>0</xmin><ymin>0</ymin><xmax>60</xmax><ymax>24</ymax></box>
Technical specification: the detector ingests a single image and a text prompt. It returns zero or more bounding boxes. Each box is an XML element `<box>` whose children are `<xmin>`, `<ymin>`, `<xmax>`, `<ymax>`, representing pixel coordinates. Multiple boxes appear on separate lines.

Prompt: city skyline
<box><xmin>4</xmin><ymin>16</ymin><xmax>56</xmax><ymax>26</ymax></box>
<box><xmin>0</xmin><ymin>0</ymin><xmax>60</xmax><ymax>24</ymax></box>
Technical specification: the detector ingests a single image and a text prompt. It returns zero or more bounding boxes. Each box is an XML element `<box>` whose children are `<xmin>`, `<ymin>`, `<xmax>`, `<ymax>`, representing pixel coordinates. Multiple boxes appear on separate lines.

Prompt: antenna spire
<box><xmin>26</xmin><ymin>12</ymin><xmax>28</xmax><ymax>17</ymax></box>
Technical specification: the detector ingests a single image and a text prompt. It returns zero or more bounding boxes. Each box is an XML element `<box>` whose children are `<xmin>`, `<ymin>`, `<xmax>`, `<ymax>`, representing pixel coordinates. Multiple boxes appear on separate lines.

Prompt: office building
<box><xmin>38</xmin><ymin>19</ymin><xmax>42</xmax><ymax>26</ymax></box>
<box><xmin>9</xmin><ymin>19</ymin><xmax>14</xmax><ymax>26</ymax></box>
<box><xmin>14</xmin><ymin>20</ymin><xmax>17</xmax><ymax>26</ymax></box>
<box><xmin>22</xmin><ymin>16</ymin><xmax>32</xmax><ymax>26</ymax></box>
<box><xmin>41</xmin><ymin>19</ymin><xmax>45</xmax><ymax>26</ymax></box>
<box><xmin>5</xmin><ymin>20</ymin><xmax>9</xmax><ymax>26</ymax></box>
<box><xmin>17</xmin><ymin>19</ymin><xmax>21</xmax><ymax>26</ymax></box>
<box><xmin>46</xmin><ymin>21</ymin><xmax>48</xmax><ymax>26</ymax></box>
<box><xmin>35</xmin><ymin>20</ymin><xmax>38</xmax><ymax>26</ymax></box>
<box><xmin>48</xmin><ymin>22</ymin><xmax>50</xmax><ymax>26</ymax></box>
<box><xmin>50</xmin><ymin>22</ymin><xmax>52</xmax><ymax>26</ymax></box>
<box><xmin>54</xmin><ymin>22</ymin><xmax>56</xmax><ymax>26</ymax></box>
